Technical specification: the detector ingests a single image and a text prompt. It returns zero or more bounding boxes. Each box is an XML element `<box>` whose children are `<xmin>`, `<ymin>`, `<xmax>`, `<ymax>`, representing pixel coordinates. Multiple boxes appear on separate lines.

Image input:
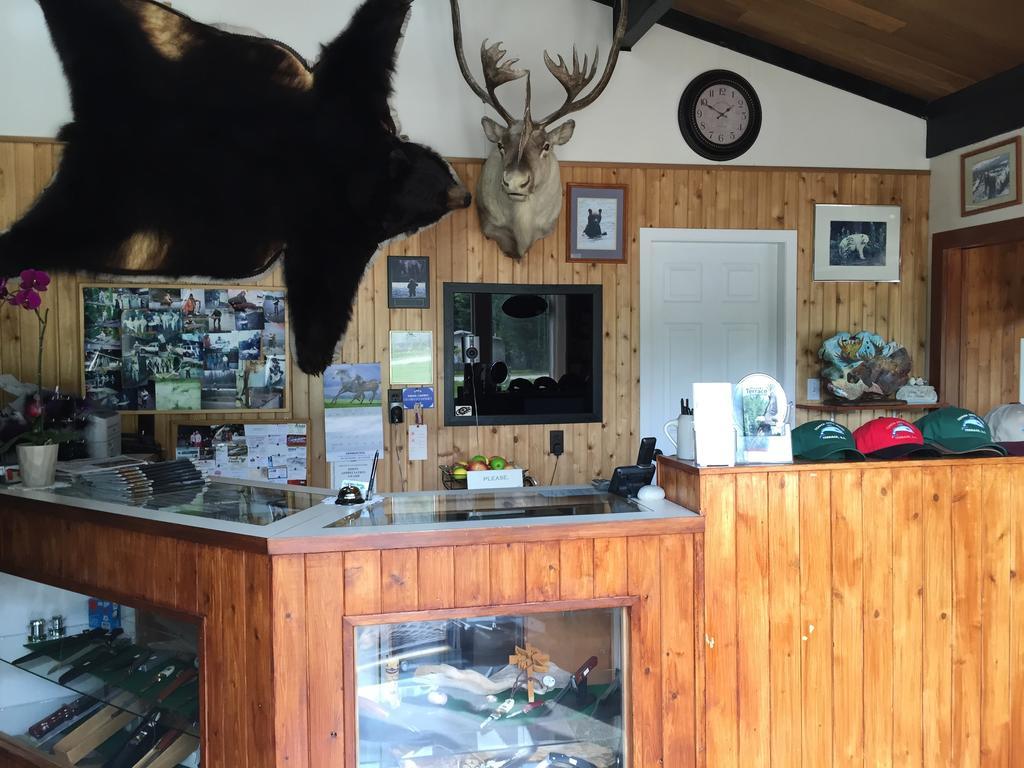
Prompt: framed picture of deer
<box><xmin>566</xmin><ymin>183</ymin><xmax>628</xmax><ymax>264</ymax></box>
<box><xmin>387</xmin><ymin>256</ymin><xmax>430</xmax><ymax>309</ymax></box>
<box><xmin>813</xmin><ymin>204</ymin><xmax>901</xmax><ymax>282</ymax></box>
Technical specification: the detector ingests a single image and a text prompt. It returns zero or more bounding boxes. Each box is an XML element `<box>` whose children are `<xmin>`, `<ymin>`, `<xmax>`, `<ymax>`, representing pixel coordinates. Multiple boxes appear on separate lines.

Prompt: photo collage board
<box><xmin>83</xmin><ymin>286</ymin><xmax>288</xmax><ymax>412</ymax></box>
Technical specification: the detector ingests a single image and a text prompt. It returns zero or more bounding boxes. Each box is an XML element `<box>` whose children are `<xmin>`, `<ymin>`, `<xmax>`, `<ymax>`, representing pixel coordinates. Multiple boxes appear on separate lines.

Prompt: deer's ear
<box><xmin>547</xmin><ymin>120</ymin><xmax>575</xmax><ymax>146</ymax></box>
<box><xmin>481</xmin><ymin>117</ymin><xmax>504</xmax><ymax>144</ymax></box>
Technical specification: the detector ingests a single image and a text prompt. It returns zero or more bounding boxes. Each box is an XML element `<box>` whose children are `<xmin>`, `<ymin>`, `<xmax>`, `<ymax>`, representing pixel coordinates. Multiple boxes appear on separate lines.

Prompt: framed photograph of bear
<box><xmin>82</xmin><ymin>284</ymin><xmax>289</xmax><ymax>413</ymax></box>
<box><xmin>566</xmin><ymin>183</ymin><xmax>627</xmax><ymax>264</ymax></box>
<box><xmin>813</xmin><ymin>204</ymin><xmax>901</xmax><ymax>283</ymax></box>
<box><xmin>960</xmin><ymin>136</ymin><xmax>1021</xmax><ymax>217</ymax></box>
<box><xmin>387</xmin><ymin>256</ymin><xmax>430</xmax><ymax>309</ymax></box>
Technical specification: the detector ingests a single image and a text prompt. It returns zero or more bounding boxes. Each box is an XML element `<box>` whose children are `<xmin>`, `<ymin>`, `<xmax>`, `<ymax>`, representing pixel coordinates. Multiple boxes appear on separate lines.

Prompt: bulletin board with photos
<box><xmin>82</xmin><ymin>285</ymin><xmax>289</xmax><ymax>413</ymax></box>
<box><xmin>174</xmin><ymin>421</ymin><xmax>309</xmax><ymax>486</ymax></box>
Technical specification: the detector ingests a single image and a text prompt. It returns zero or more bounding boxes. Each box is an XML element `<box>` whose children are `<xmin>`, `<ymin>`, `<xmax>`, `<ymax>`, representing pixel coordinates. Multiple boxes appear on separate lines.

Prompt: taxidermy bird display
<box><xmin>0</xmin><ymin>0</ymin><xmax>470</xmax><ymax>374</ymax></box>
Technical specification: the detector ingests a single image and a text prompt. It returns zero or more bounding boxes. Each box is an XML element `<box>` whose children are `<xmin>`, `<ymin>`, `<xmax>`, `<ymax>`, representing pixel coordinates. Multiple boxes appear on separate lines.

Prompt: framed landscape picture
<box><xmin>813</xmin><ymin>204</ymin><xmax>901</xmax><ymax>282</ymax></box>
<box><xmin>566</xmin><ymin>183</ymin><xmax>627</xmax><ymax>263</ymax></box>
<box><xmin>387</xmin><ymin>255</ymin><xmax>430</xmax><ymax>309</ymax></box>
<box><xmin>81</xmin><ymin>284</ymin><xmax>289</xmax><ymax>413</ymax></box>
<box><xmin>960</xmin><ymin>136</ymin><xmax>1021</xmax><ymax>217</ymax></box>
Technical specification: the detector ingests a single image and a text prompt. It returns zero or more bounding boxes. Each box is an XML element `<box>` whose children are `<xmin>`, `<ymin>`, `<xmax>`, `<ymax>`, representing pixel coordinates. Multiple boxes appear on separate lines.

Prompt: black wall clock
<box><xmin>678</xmin><ymin>70</ymin><xmax>762</xmax><ymax>162</ymax></box>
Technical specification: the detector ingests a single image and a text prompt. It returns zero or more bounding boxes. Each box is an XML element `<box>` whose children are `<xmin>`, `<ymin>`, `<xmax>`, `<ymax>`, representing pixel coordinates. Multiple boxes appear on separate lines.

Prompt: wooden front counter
<box><xmin>0</xmin><ymin>493</ymin><xmax>705</xmax><ymax>768</ymax></box>
<box><xmin>658</xmin><ymin>454</ymin><xmax>1024</xmax><ymax>768</ymax></box>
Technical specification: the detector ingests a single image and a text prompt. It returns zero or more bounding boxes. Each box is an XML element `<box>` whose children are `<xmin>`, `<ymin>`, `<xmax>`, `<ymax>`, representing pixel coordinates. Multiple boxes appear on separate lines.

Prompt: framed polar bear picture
<box><xmin>813</xmin><ymin>204</ymin><xmax>901</xmax><ymax>282</ymax></box>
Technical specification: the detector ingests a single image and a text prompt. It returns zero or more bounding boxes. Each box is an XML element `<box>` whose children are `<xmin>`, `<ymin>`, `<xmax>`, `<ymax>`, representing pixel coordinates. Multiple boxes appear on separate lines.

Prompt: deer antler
<box><xmin>538</xmin><ymin>0</ymin><xmax>629</xmax><ymax>127</ymax></box>
<box><xmin>449</xmin><ymin>0</ymin><xmax>525</xmax><ymax>125</ymax></box>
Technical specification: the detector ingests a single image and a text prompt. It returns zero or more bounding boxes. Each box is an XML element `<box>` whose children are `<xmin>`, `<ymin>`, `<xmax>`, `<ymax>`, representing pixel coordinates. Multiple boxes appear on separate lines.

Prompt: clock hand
<box><xmin>700</xmin><ymin>98</ymin><xmax>726</xmax><ymax>118</ymax></box>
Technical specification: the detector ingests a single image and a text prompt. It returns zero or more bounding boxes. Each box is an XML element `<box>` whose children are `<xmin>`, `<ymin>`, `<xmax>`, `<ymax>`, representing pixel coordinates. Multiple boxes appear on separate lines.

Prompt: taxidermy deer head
<box><xmin>449</xmin><ymin>0</ymin><xmax>628</xmax><ymax>259</ymax></box>
<box><xmin>0</xmin><ymin>0</ymin><xmax>470</xmax><ymax>375</ymax></box>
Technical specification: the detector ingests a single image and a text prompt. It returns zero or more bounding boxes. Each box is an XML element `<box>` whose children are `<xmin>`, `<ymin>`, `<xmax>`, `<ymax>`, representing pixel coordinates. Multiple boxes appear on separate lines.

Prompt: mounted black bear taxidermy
<box><xmin>0</xmin><ymin>0</ymin><xmax>470</xmax><ymax>374</ymax></box>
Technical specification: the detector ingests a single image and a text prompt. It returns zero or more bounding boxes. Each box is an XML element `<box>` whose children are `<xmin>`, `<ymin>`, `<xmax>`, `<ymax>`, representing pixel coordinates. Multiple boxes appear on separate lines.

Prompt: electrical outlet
<box><xmin>549</xmin><ymin>430</ymin><xmax>564</xmax><ymax>456</ymax></box>
<box><xmin>806</xmin><ymin>378</ymin><xmax>821</xmax><ymax>402</ymax></box>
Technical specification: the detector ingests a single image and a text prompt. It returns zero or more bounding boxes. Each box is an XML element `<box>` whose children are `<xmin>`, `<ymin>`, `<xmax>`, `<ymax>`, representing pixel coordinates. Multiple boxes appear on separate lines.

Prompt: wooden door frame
<box><xmin>929</xmin><ymin>216</ymin><xmax>1024</xmax><ymax>405</ymax></box>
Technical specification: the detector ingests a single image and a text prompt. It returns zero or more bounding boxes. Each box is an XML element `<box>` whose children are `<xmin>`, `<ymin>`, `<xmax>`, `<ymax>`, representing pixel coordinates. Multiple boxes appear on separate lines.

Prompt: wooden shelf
<box><xmin>797</xmin><ymin>401</ymin><xmax>947</xmax><ymax>412</ymax></box>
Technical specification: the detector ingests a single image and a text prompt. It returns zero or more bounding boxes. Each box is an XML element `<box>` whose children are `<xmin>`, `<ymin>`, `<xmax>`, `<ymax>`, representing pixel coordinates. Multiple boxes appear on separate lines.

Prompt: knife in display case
<box><xmin>13</xmin><ymin>627</ymin><xmax>110</xmax><ymax>666</ymax></box>
<box><xmin>27</xmin><ymin>695</ymin><xmax>99</xmax><ymax>739</ymax></box>
<box><xmin>57</xmin><ymin>639</ymin><xmax>134</xmax><ymax>685</ymax></box>
<box><xmin>47</xmin><ymin>628</ymin><xmax>125</xmax><ymax>674</ymax></box>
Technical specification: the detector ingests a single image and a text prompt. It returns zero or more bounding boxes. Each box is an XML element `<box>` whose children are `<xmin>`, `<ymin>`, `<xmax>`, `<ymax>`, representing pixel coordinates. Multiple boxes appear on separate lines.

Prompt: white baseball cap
<box><xmin>985</xmin><ymin>404</ymin><xmax>1024</xmax><ymax>442</ymax></box>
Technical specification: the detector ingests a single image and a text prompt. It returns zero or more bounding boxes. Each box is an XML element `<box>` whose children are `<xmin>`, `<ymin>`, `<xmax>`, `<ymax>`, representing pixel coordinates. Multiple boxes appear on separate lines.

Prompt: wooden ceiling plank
<box><xmin>731</xmin><ymin>8</ymin><xmax>973</xmax><ymax>98</ymax></box>
<box><xmin>673</xmin><ymin>0</ymin><xmax>1024</xmax><ymax>99</ymax></box>
<box><xmin>802</xmin><ymin>0</ymin><xmax>906</xmax><ymax>34</ymax></box>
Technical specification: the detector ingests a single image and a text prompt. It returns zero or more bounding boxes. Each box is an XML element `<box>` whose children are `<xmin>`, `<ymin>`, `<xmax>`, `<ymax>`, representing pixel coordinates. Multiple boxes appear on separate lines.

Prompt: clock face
<box><xmin>678</xmin><ymin>70</ymin><xmax>762</xmax><ymax>161</ymax></box>
<box><xmin>695</xmin><ymin>85</ymin><xmax>750</xmax><ymax>146</ymax></box>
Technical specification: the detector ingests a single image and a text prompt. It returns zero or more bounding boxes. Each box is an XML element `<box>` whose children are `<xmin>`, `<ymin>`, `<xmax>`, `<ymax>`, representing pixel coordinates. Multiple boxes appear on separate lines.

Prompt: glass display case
<box><xmin>353</xmin><ymin>607</ymin><xmax>627</xmax><ymax>768</ymax></box>
<box><xmin>0</xmin><ymin>574</ymin><xmax>201</xmax><ymax>767</ymax></box>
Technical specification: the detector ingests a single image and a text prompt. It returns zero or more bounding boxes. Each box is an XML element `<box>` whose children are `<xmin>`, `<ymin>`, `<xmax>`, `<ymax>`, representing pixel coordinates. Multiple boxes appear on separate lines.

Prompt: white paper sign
<box><xmin>408</xmin><ymin>424</ymin><xmax>428</xmax><ymax>461</ymax></box>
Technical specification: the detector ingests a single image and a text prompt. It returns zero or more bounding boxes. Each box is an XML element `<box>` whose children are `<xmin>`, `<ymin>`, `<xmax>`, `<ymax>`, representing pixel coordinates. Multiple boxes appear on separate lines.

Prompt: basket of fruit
<box><xmin>439</xmin><ymin>455</ymin><xmax>535</xmax><ymax>489</ymax></box>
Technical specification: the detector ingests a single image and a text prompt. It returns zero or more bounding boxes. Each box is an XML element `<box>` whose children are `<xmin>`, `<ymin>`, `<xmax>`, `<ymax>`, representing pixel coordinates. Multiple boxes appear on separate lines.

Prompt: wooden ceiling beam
<box><xmin>608</xmin><ymin>0</ymin><xmax>676</xmax><ymax>51</ymax></box>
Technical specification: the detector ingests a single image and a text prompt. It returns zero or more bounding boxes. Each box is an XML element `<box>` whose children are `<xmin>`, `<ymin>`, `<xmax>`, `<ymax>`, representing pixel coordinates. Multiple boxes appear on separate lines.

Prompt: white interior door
<box><xmin>639</xmin><ymin>228</ymin><xmax>797</xmax><ymax>446</ymax></box>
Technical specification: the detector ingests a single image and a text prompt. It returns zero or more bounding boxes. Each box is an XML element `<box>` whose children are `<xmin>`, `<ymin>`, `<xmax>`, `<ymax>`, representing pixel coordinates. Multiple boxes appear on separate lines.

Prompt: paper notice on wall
<box><xmin>175</xmin><ymin>422</ymin><xmax>308</xmax><ymax>485</ymax></box>
<box><xmin>324</xmin><ymin>363</ymin><xmax>384</xmax><ymax>488</ymax></box>
<box><xmin>408</xmin><ymin>424</ymin><xmax>428</xmax><ymax>461</ymax></box>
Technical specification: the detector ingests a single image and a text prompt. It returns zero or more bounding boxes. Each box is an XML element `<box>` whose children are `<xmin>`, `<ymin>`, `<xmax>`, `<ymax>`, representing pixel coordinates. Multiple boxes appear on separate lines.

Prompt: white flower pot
<box><xmin>17</xmin><ymin>443</ymin><xmax>59</xmax><ymax>489</ymax></box>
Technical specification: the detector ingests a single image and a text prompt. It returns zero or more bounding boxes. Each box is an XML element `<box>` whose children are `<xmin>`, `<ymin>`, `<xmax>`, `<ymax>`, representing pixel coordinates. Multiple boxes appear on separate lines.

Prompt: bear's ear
<box><xmin>588</xmin><ymin>209</ymin><xmax>593</xmax><ymax>215</ymax></box>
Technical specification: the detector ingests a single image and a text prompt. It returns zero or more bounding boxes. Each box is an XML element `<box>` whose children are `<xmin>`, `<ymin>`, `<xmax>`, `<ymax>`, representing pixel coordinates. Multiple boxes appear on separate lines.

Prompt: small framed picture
<box><xmin>813</xmin><ymin>204</ymin><xmax>901</xmax><ymax>282</ymax></box>
<box><xmin>387</xmin><ymin>256</ymin><xmax>430</xmax><ymax>309</ymax></box>
<box><xmin>566</xmin><ymin>183</ymin><xmax>627</xmax><ymax>264</ymax></box>
<box><xmin>960</xmin><ymin>136</ymin><xmax>1021</xmax><ymax>217</ymax></box>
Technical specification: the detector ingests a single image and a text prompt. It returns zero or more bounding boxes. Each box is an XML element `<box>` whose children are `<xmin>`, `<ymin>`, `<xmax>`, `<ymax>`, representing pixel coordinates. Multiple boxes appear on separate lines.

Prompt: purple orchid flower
<box><xmin>10</xmin><ymin>289</ymin><xmax>43</xmax><ymax>310</ymax></box>
<box><xmin>19</xmin><ymin>269</ymin><xmax>50</xmax><ymax>292</ymax></box>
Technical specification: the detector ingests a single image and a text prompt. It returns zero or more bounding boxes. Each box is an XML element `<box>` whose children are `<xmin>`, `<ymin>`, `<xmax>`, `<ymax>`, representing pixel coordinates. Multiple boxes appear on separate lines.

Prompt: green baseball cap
<box><xmin>792</xmin><ymin>420</ymin><xmax>866</xmax><ymax>461</ymax></box>
<box><xmin>914</xmin><ymin>407</ymin><xmax>1008</xmax><ymax>456</ymax></box>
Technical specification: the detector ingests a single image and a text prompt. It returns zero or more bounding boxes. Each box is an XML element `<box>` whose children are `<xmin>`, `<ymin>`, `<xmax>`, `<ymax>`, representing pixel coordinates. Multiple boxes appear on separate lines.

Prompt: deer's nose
<box><xmin>502</xmin><ymin>172</ymin><xmax>532</xmax><ymax>192</ymax></box>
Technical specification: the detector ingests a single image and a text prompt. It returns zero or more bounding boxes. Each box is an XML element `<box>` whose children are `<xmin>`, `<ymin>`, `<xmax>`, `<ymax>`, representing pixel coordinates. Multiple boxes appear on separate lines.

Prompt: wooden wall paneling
<box><xmin>269</xmin><ymin>554</ymin><xmax>307</xmax><ymax>768</ymax></box>
<box><xmin>1011</xmin><ymin>465</ymin><xmax>1024</xmax><ymax>768</ymax></box>
<box><xmin>343</xmin><ymin>550</ymin><xmax>382</xmax><ymax>617</ymax></box>
<box><xmin>488</xmin><ymin>542</ymin><xmax>526</xmax><ymax>605</ymax></box>
<box><xmin>452</xmin><ymin>543</ymin><xmax>490</xmax><ymax>607</ymax></box>
<box><xmin>891</xmin><ymin>467</ymin><xmax>925</xmax><ymax>765</ymax></box>
<box><xmin>767</xmin><ymin>470</ymin><xmax>801</xmax><ymax>766</ymax></box>
<box><xmin>830</xmin><ymin>470</ymin><xmax>865</xmax><ymax>767</ymax></box>
<box><xmin>379</xmin><ymin>548</ymin><xmax>418</xmax><ymax>613</ymax></box>
<box><xmin>660</xmin><ymin>533</ymin><xmax>698</xmax><ymax>767</ymax></box>
<box><xmin>0</xmin><ymin>140</ymin><xmax>934</xmax><ymax>485</ymax></box>
<box><xmin>951</xmin><ymin>465</ymin><xmax>983</xmax><ymax>767</ymax></box>
<box><xmin>627</xmin><ymin>535</ymin><xmax>663</xmax><ymax>767</ymax></box>
<box><xmin>980</xmin><ymin>466</ymin><xmax>1013</xmax><ymax>766</ymax></box>
<box><xmin>701</xmin><ymin>474</ymin><xmax>738</xmax><ymax>768</ymax></box>
<box><xmin>559</xmin><ymin>539</ymin><xmax>595</xmax><ymax>601</ymax></box>
<box><xmin>861</xmin><ymin>468</ymin><xmax>894</xmax><ymax>765</ymax></box>
<box><xmin>734</xmin><ymin>473</ymin><xmax>769</xmax><ymax>767</ymax></box>
<box><xmin>197</xmin><ymin>546</ymin><xmax>249</xmax><ymax>768</ymax></box>
<box><xmin>524</xmin><ymin>541</ymin><xmax>561</xmax><ymax>602</ymax></box>
<box><xmin>798</xmin><ymin>469</ymin><xmax>833</xmax><ymax>768</ymax></box>
<box><xmin>922</xmin><ymin>466</ymin><xmax>953</xmax><ymax>767</ymax></box>
<box><xmin>594</xmin><ymin>537</ymin><xmax>629</xmax><ymax>598</ymax></box>
<box><xmin>416</xmin><ymin>546</ymin><xmax>454</xmax><ymax>610</ymax></box>
<box><xmin>305</xmin><ymin>554</ymin><xmax>346</xmax><ymax>768</ymax></box>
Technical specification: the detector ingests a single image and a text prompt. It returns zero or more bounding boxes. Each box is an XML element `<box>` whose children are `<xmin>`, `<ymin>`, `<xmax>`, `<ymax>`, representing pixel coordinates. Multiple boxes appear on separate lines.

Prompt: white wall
<box><xmin>930</xmin><ymin>127</ymin><xmax>1024</xmax><ymax>234</ymax></box>
<box><xmin>0</xmin><ymin>0</ymin><xmax>927</xmax><ymax>170</ymax></box>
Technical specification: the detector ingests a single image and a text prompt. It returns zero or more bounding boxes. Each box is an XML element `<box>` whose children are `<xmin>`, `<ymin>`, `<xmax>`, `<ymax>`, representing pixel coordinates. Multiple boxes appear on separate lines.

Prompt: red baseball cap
<box><xmin>853</xmin><ymin>417</ymin><xmax>941</xmax><ymax>459</ymax></box>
